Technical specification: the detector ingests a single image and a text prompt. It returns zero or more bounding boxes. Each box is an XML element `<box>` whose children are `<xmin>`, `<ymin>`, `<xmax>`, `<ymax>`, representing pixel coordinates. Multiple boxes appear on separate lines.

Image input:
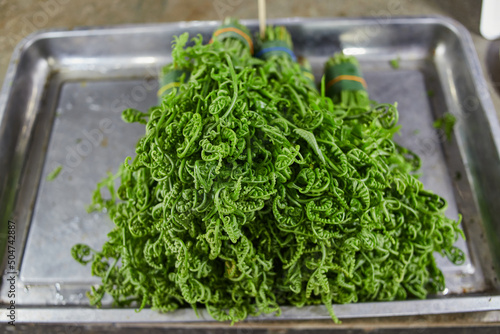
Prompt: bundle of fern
<box><xmin>72</xmin><ymin>20</ymin><xmax>465</xmax><ymax>324</ymax></box>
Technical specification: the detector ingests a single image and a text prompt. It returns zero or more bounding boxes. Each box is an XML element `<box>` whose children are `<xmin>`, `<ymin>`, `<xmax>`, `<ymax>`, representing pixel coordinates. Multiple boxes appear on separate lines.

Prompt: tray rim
<box><xmin>1</xmin><ymin>295</ymin><xmax>500</xmax><ymax>324</ymax></box>
<box><xmin>1</xmin><ymin>15</ymin><xmax>500</xmax><ymax>325</ymax></box>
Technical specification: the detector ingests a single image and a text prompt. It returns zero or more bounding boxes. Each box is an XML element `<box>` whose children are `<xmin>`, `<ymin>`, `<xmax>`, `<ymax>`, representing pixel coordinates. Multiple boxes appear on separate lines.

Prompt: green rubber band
<box><xmin>213</xmin><ymin>23</ymin><xmax>252</xmax><ymax>52</ymax></box>
<box><xmin>325</xmin><ymin>62</ymin><xmax>366</xmax><ymax>97</ymax></box>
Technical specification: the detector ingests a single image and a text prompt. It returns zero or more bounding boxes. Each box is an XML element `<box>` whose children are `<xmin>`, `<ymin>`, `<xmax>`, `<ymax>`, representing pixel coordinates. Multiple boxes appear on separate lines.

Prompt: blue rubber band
<box><xmin>256</xmin><ymin>47</ymin><xmax>297</xmax><ymax>62</ymax></box>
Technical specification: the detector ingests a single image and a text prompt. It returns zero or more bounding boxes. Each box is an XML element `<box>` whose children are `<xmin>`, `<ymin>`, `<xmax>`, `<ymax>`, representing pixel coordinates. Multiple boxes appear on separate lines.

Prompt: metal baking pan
<box><xmin>1</xmin><ymin>16</ymin><xmax>500</xmax><ymax>325</ymax></box>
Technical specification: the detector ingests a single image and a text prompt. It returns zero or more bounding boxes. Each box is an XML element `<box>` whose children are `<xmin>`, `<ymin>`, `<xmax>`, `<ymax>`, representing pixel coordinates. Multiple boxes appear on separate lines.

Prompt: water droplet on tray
<box><xmin>66</xmin><ymin>216</ymin><xmax>81</xmax><ymax>235</ymax></box>
<box><xmin>89</xmin><ymin>104</ymin><xmax>101</xmax><ymax>111</ymax></box>
<box><xmin>54</xmin><ymin>282</ymin><xmax>66</xmax><ymax>304</ymax></box>
<box><xmin>68</xmin><ymin>292</ymin><xmax>84</xmax><ymax>304</ymax></box>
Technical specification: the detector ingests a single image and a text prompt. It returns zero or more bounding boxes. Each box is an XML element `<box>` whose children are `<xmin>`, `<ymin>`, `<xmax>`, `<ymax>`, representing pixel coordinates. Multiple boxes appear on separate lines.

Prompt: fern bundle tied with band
<box><xmin>255</xmin><ymin>25</ymin><xmax>297</xmax><ymax>61</ymax></box>
<box><xmin>298</xmin><ymin>56</ymin><xmax>316</xmax><ymax>89</ymax></box>
<box><xmin>210</xmin><ymin>17</ymin><xmax>254</xmax><ymax>55</ymax></box>
<box><xmin>157</xmin><ymin>65</ymin><xmax>190</xmax><ymax>102</ymax></box>
<box><xmin>324</xmin><ymin>53</ymin><xmax>370</xmax><ymax>110</ymax></box>
<box><xmin>72</xmin><ymin>19</ymin><xmax>465</xmax><ymax>325</ymax></box>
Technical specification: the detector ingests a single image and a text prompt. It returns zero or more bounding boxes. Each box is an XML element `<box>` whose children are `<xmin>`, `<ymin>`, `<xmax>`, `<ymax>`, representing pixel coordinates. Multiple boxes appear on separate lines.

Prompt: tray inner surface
<box><xmin>1</xmin><ymin>19</ymin><xmax>497</xmax><ymax>312</ymax></box>
<box><xmin>17</xmin><ymin>63</ymin><xmax>481</xmax><ymax>305</ymax></box>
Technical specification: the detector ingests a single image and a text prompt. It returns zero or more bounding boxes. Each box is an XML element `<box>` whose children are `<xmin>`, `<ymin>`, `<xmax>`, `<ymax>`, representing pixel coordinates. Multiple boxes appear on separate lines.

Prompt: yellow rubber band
<box><xmin>157</xmin><ymin>82</ymin><xmax>181</xmax><ymax>96</ymax></box>
<box><xmin>302</xmin><ymin>71</ymin><xmax>315</xmax><ymax>81</ymax></box>
<box><xmin>213</xmin><ymin>27</ymin><xmax>254</xmax><ymax>54</ymax></box>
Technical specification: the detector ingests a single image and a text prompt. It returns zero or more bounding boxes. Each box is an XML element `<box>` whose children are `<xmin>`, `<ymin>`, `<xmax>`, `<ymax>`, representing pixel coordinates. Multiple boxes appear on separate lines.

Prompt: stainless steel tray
<box><xmin>1</xmin><ymin>16</ymin><xmax>500</xmax><ymax>325</ymax></box>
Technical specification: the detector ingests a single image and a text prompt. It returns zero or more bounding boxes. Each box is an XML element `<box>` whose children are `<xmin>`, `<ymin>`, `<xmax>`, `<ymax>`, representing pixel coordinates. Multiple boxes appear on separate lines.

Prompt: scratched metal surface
<box><xmin>1</xmin><ymin>17</ymin><xmax>500</xmax><ymax>323</ymax></box>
